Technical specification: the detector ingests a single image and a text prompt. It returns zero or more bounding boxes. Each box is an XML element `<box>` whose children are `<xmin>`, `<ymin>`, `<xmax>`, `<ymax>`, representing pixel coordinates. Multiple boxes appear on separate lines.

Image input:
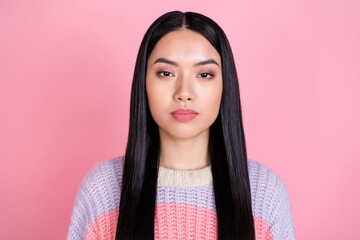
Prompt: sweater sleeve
<box><xmin>66</xmin><ymin>156</ymin><xmax>124</xmax><ymax>240</ymax></box>
<box><xmin>248</xmin><ymin>159</ymin><xmax>296</xmax><ymax>240</ymax></box>
<box><xmin>267</xmin><ymin>172</ymin><xmax>296</xmax><ymax>239</ymax></box>
<box><xmin>66</xmin><ymin>172</ymin><xmax>95</xmax><ymax>240</ymax></box>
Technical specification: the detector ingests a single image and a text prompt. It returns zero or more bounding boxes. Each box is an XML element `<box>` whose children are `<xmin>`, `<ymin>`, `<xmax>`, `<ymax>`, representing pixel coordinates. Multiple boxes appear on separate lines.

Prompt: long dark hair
<box><xmin>115</xmin><ymin>11</ymin><xmax>255</xmax><ymax>240</ymax></box>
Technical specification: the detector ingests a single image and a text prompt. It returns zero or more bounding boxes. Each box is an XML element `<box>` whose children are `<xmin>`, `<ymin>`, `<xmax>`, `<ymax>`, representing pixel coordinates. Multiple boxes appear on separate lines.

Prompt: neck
<box><xmin>158</xmin><ymin>127</ymin><xmax>211</xmax><ymax>170</ymax></box>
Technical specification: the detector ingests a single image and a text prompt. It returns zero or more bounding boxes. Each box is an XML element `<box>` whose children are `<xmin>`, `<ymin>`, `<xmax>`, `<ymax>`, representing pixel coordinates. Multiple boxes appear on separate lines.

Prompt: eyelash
<box><xmin>156</xmin><ymin>71</ymin><xmax>214</xmax><ymax>79</ymax></box>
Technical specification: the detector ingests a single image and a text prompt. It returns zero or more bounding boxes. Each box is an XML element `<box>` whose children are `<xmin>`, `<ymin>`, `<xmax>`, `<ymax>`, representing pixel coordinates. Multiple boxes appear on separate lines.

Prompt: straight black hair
<box><xmin>115</xmin><ymin>11</ymin><xmax>255</xmax><ymax>240</ymax></box>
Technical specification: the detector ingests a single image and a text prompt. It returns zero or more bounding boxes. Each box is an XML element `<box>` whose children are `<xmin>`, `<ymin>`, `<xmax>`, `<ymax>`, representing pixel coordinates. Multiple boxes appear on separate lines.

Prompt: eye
<box><xmin>198</xmin><ymin>72</ymin><xmax>214</xmax><ymax>79</ymax></box>
<box><xmin>156</xmin><ymin>71</ymin><xmax>174</xmax><ymax>78</ymax></box>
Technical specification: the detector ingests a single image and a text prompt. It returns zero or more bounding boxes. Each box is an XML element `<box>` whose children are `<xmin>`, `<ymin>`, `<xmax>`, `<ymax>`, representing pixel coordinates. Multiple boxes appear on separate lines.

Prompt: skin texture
<box><xmin>146</xmin><ymin>28</ymin><xmax>223</xmax><ymax>170</ymax></box>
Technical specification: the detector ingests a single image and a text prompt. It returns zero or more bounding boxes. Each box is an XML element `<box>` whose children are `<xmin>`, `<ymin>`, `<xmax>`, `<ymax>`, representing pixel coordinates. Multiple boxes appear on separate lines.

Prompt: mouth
<box><xmin>171</xmin><ymin>112</ymin><xmax>198</xmax><ymax>122</ymax></box>
<box><xmin>171</xmin><ymin>108</ymin><xmax>198</xmax><ymax>114</ymax></box>
<box><xmin>170</xmin><ymin>108</ymin><xmax>199</xmax><ymax>122</ymax></box>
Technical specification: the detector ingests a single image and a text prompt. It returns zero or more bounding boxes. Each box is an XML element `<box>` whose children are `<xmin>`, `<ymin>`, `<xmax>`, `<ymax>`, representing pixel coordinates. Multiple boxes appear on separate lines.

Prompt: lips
<box><xmin>171</xmin><ymin>108</ymin><xmax>198</xmax><ymax>122</ymax></box>
<box><xmin>171</xmin><ymin>108</ymin><xmax>199</xmax><ymax>114</ymax></box>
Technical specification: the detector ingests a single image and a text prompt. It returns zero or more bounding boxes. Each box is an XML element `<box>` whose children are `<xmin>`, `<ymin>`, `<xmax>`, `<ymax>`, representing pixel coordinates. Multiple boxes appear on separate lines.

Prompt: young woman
<box><xmin>67</xmin><ymin>11</ymin><xmax>296</xmax><ymax>240</ymax></box>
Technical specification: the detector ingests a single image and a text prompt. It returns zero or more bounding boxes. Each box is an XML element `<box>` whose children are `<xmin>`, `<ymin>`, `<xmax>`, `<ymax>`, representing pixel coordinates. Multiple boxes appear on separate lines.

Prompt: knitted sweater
<box><xmin>66</xmin><ymin>155</ymin><xmax>296</xmax><ymax>239</ymax></box>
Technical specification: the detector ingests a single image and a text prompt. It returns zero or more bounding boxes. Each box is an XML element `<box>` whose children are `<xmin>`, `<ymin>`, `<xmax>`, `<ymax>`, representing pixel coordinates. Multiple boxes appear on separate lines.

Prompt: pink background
<box><xmin>1</xmin><ymin>0</ymin><xmax>359</xmax><ymax>239</ymax></box>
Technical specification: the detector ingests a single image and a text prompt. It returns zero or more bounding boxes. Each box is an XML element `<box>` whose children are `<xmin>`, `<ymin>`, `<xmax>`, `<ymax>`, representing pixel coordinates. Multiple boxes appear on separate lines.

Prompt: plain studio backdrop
<box><xmin>0</xmin><ymin>0</ymin><xmax>359</xmax><ymax>239</ymax></box>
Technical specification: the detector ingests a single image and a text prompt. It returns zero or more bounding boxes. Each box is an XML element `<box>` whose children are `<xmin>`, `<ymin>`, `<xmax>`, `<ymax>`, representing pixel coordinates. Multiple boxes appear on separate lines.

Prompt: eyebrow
<box><xmin>152</xmin><ymin>57</ymin><xmax>220</xmax><ymax>67</ymax></box>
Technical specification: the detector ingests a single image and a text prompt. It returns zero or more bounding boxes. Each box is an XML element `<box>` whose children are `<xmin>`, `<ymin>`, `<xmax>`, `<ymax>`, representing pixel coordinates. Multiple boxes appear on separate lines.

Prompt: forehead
<box><xmin>148</xmin><ymin>29</ymin><xmax>221</xmax><ymax>65</ymax></box>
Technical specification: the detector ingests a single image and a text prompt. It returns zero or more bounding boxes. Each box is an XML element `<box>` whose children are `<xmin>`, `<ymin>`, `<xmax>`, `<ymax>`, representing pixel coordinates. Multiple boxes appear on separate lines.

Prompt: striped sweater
<box><xmin>66</xmin><ymin>155</ymin><xmax>296</xmax><ymax>239</ymax></box>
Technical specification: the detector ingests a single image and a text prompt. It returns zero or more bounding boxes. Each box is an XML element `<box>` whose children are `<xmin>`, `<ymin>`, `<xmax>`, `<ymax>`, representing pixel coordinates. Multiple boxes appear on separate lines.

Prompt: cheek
<box><xmin>202</xmin><ymin>84</ymin><xmax>222</xmax><ymax>121</ymax></box>
<box><xmin>203</xmin><ymin>83</ymin><xmax>222</xmax><ymax>108</ymax></box>
<box><xmin>214</xmin><ymin>84</ymin><xmax>223</xmax><ymax>103</ymax></box>
<box><xmin>146</xmin><ymin>83</ymin><xmax>168</xmax><ymax>117</ymax></box>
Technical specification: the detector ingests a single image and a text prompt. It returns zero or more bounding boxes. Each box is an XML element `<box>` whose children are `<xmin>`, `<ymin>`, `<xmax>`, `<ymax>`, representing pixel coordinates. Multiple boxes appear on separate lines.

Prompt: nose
<box><xmin>174</xmin><ymin>74</ymin><xmax>194</xmax><ymax>104</ymax></box>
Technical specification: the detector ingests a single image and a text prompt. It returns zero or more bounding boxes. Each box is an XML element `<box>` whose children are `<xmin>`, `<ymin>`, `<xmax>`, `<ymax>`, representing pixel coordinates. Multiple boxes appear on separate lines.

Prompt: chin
<box><xmin>169</xmin><ymin>128</ymin><xmax>209</xmax><ymax>140</ymax></box>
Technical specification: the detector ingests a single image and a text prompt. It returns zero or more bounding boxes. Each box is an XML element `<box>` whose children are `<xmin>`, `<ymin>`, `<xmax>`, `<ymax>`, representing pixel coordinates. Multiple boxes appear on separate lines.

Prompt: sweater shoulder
<box><xmin>247</xmin><ymin>158</ymin><xmax>286</xmax><ymax>193</ymax></box>
<box><xmin>79</xmin><ymin>155</ymin><xmax>125</xmax><ymax>210</ymax></box>
<box><xmin>84</xmin><ymin>155</ymin><xmax>125</xmax><ymax>186</ymax></box>
<box><xmin>247</xmin><ymin>158</ymin><xmax>289</xmax><ymax>215</ymax></box>
<box><xmin>66</xmin><ymin>155</ymin><xmax>125</xmax><ymax>240</ymax></box>
<box><xmin>247</xmin><ymin>158</ymin><xmax>296</xmax><ymax>239</ymax></box>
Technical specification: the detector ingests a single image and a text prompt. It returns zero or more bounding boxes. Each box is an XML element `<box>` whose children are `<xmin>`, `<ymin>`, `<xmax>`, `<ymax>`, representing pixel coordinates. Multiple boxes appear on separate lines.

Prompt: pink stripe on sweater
<box><xmin>254</xmin><ymin>217</ymin><xmax>273</xmax><ymax>240</ymax></box>
<box><xmin>85</xmin><ymin>208</ymin><xmax>119</xmax><ymax>240</ymax></box>
<box><xmin>155</xmin><ymin>203</ymin><xmax>218</xmax><ymax>239</ymax></box>
<box><xmin>85</xmin><ymin>206</ymin><xmax>273</xmax><ymax>240</ymax></box>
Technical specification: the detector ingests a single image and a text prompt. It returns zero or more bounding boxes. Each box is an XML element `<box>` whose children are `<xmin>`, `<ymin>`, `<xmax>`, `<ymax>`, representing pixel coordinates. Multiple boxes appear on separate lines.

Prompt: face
<box><xmin>146</xmin><ymin>28</ymin><xmax>223</xmax><ymax>141</ymax></box>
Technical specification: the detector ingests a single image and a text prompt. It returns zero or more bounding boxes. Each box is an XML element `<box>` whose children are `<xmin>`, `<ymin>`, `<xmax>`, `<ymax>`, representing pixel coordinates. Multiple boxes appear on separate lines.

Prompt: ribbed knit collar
<box><xmin>157</xmin><ymin>164</ymin><xmax>213</xmax><ymax>187</ymax></box>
